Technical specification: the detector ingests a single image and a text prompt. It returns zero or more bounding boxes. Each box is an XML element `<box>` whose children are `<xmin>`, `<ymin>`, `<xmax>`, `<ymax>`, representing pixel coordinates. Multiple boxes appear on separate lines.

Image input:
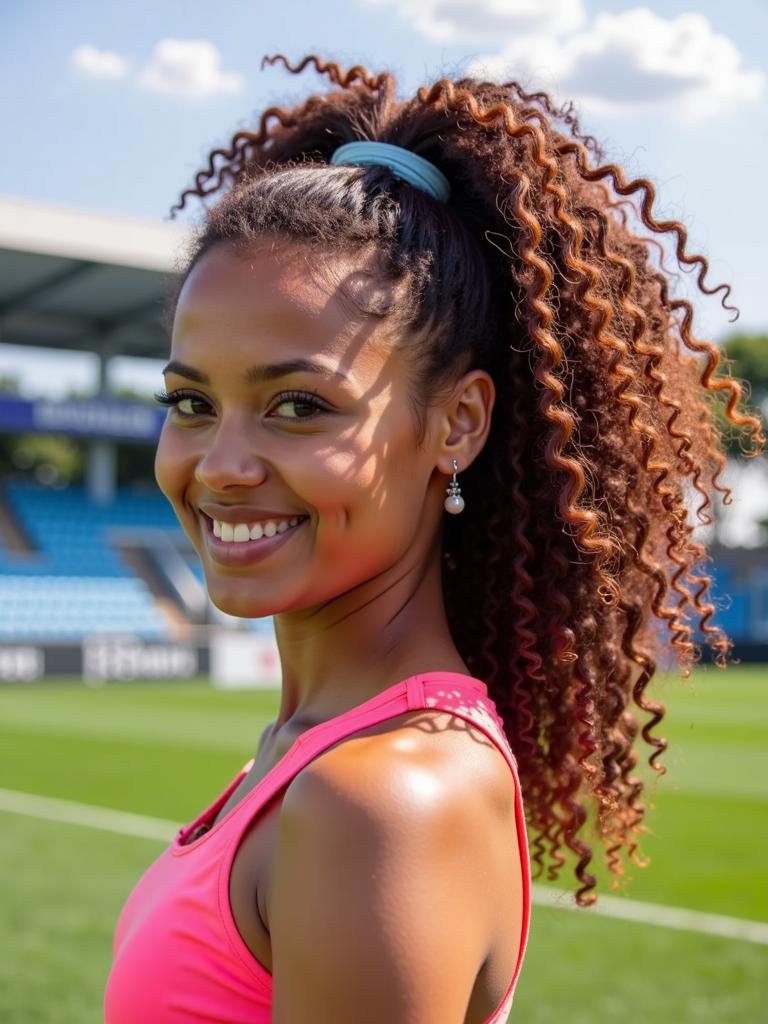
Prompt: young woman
<box><xmin>104</xmin><ymin>55</ymin><xmax>764</xmax><ymax>1023</ymax></box>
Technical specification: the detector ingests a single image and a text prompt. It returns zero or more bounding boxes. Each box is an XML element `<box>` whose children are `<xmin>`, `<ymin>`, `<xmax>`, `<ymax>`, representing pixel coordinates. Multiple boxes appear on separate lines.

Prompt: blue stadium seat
<box><xmin>0</xmin><ymin>483</ymin><xmax>179</xmax><ymax>641</ymax></box>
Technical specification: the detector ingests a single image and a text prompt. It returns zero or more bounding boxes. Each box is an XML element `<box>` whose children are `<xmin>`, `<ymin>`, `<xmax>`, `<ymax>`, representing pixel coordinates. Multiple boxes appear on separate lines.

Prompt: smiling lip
<box><xmin>199</xmin><ymin>503</ymin><xmax>304</xmax><ymax>523</ymax></box>
<box><xmin>200</xmin><ymin>513</ymin><xmax>308</xmax><ymax>568</ymax></box>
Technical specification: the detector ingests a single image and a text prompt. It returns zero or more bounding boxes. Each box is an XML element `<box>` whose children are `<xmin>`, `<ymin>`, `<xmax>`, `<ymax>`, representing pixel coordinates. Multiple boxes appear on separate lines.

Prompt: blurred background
<box><xmin>1</xmin><ymin>2</ymin><xmax>766</xmax><ymax>1022</ymax></box>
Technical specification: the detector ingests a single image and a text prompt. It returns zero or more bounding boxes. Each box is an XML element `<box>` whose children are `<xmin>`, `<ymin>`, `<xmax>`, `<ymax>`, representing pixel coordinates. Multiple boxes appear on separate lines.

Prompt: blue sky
<box><xmin>1</xmin><ymin>0</ymin><xmax>766</xmax><ymax>397</ymax></box>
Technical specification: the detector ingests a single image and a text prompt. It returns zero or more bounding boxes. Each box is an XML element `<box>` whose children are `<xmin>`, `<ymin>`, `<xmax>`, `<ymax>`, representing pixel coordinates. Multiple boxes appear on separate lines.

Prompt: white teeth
<box><xmin>210</xmin><ymin>515</ymin><xmax>304</xmax><ymax>543</ymax></box>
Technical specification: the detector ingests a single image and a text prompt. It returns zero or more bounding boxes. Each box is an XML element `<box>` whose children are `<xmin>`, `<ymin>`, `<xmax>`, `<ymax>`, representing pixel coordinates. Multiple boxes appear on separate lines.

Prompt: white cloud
<box><xmin>70</xmin><ymin>44</ymin><xmax>130</xmax><ymax>80</ymax></box>
<box><xmin>467</xmin><ymin>8</ymin><xmax>764</xmax><ymax>119</ymax></box>
<box><xmin>135</xmin><ymin>39</ymin><xmax>245</xmax><ymax>100</ymax></box>
<box><xmin>369</xmin><ymin>1</ymin><xmax>764</xmax><ymax>120</ymax></box>
<box><xmin>363</xmin><ymin>0</ymin><xmax>586</xmax><ymax>42</ymax></box>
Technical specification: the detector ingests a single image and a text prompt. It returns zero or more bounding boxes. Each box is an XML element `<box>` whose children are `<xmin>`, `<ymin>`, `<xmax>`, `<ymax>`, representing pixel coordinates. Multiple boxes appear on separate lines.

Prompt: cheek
<box><xmin>309</xmin><ymin>430</ymin><xmax>423</xmax><ymax>540</ymax></box>
<box><xmin>304</xmin><ymin>443</ymin><xmax>395</xmax><ymax>519</ymax></box>
<box><xmin>346</xmin><ymin>409</ymin><xmax>415</xmax><ymax>484</ymax></box>
<box><xmin>154</xmin><ymin>426</ymin><xmax>189</xmax><ymax>503</ymax></box>
<box><xmin>316</xmin><ymin>447</ymin><xmax>377</xmax><ymax>493</ymax></box>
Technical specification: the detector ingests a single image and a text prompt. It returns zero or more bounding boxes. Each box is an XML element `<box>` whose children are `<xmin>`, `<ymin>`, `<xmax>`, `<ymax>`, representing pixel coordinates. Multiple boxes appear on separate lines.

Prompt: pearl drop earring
<box><xmin>444</xmin><ymin>459</ymin><xmax>465</xmax><ymax>514</ymax></box>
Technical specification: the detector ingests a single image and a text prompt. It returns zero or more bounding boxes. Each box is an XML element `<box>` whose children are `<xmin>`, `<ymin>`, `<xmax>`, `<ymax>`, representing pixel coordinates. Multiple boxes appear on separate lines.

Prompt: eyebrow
<box><xmin>161</xmin><ymin>358</ymin><xmax>349</xmax><ymax>385</ymax></box>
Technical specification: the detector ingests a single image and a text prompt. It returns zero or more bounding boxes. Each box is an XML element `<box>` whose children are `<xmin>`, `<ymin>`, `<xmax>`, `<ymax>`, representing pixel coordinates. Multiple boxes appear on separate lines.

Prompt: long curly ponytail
<box><xmin>165</xmin><ymin>54</ymin><xmax>765</xmax><ymax>906</ymax></box>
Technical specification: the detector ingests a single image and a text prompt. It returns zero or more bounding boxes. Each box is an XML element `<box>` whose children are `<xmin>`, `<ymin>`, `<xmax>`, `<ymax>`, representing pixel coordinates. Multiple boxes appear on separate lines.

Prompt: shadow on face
<box><xmin>154</xmin><ymin>241</ymin><xmax>446</xmax><ymax>620</ymax></box>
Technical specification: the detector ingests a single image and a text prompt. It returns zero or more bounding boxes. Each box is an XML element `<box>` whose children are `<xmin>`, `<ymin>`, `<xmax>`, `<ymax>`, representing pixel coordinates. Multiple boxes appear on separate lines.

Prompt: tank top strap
<box><xmin>419</xmin><ymin>672</ymin><xmax>516</xmax><ymax>766</ymax></box>
<box><xmin>235</xmin><ymin>672</ymin><xmax>515</xmax><ymax>821</ymax></box>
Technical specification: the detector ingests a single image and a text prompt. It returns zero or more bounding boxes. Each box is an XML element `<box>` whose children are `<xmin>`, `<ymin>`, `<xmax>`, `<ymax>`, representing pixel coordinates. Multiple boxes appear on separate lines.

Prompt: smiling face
<box><xmin>154</xmin><ymin>240</ymin><xmax>446</xmax><ymax>619</ymax></box>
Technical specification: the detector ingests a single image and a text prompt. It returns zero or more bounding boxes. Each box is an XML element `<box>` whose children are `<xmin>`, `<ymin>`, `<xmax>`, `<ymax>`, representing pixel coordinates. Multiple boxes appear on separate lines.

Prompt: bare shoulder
<box><xmin>289</xmin><ymin>706</ymin><xmax>519</xmax><ymax>862</ymax></box>
<box><xmin>322</xmin><ymin>706</ymin><xmax>518</xmax><ymax>820</ymax></box>
<box><xmin>268</xmin><ymin>712</ymin><xmax>521</xmax><ymax>1024</ymax></box>
<box><xmin>286</xmin><ymin>707</ymin><xmax>510</xmax><ymax>835</ymax></box>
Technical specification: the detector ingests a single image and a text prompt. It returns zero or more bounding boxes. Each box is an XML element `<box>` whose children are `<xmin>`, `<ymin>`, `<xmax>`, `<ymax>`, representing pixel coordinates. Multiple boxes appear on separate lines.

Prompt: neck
<box><xmin>270</xmin><ymin>531</ymin><xmax>468</xmax><ymax>734</ymax></box>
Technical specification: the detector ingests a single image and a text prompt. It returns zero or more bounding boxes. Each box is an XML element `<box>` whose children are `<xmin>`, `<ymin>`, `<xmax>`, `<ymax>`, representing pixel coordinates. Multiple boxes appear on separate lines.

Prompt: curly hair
<box><xmin>164</xmin><ymin>54</ymin><xmax>765</xmax><ymax>907</ymax></box>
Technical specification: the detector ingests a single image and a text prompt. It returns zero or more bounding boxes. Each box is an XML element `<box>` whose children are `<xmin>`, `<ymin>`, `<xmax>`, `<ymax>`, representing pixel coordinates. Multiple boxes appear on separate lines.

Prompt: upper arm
<box><xmin>269</xmin><ymin>747</ymin><xmax>493</xmax><ymax>1024</ymax></box>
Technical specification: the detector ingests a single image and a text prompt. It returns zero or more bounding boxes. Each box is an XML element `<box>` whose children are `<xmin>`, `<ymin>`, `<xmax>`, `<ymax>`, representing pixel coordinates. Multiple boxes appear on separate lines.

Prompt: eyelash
<box><xmin>152</xmin><ymin>388</ymin><xmax>330</xmax><ymax>421</ymax></box>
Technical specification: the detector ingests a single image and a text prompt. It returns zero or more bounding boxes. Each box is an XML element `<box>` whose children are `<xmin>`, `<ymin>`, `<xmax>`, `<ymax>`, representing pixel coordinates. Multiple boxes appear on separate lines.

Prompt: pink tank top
<box><xmin>104</xmin><ymin>672</ymin><xmax>531</xmax><ymax>1023</ymax></box>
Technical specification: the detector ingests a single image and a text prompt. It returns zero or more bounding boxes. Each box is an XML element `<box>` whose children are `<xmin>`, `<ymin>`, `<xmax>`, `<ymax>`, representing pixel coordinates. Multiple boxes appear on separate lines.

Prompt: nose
<box><xmin>193</xmin><ymin>420</ymin><xmax>269</xmax><ymax>491</ymax></box>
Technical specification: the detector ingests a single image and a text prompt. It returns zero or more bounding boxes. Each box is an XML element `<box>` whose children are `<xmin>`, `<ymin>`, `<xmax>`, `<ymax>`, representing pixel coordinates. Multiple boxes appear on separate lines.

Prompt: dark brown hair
<box><xmin>165</xmin><ymin>54</ymin><xmax>765</xmax><ymax>906</ymax></box>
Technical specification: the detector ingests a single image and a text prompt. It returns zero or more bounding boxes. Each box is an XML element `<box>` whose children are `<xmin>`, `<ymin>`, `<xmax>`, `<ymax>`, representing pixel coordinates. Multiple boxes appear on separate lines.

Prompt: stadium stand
<box><xmin>0</xmin><ymin>575</ymin><xmax>166</xmax><ymax>640</ymax></box>
<box><xmin>0</xmin><ymin>481</ymin><xmax>178</xmax><ymax>577</ymax></box>
<box><xmin>0</xmin><ymin>481</ymin><xmax>177</xmax><ymax>639</ymax></box>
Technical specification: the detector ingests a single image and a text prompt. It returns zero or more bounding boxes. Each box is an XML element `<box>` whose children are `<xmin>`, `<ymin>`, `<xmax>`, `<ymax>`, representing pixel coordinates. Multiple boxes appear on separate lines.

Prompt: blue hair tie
<box><xmin>330</xmin><ymin>141</ymin><xmax>450</xmax><ymax>203</ymax></box>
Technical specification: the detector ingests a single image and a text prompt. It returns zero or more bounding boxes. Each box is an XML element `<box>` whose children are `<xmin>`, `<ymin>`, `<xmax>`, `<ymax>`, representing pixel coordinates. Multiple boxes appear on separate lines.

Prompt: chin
<box><xmin>207</xmin><ymin>587</ymin><xmax>273</xmax><ymax>620</ymax></box>
<box><xmin>204</xmin><ymin>572</ymin><xmax>307</xmax><ymax>620</ymax></box>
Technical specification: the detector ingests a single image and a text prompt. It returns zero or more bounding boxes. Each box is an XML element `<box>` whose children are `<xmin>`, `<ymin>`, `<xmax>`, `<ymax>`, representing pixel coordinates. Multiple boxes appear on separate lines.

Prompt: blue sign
<box><xmin>0</xmin><ymin>394</ymin><xmax>165</xmax><ymax>442</ymax></box>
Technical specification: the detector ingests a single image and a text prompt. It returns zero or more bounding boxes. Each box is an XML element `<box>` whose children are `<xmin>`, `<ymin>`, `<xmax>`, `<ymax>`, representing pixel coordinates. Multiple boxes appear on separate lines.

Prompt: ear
<box><xmin>434</xmin><ymin>369</ymin><xmax>495</xmax><ymax>474</ymax></box>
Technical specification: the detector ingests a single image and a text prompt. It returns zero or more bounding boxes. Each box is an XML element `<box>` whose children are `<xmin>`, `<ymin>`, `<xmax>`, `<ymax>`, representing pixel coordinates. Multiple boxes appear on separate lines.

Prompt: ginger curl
<box><xmin>167</xmin><ymin>54</ymin><xmax>765</xmax><ymax>906</ymax></box>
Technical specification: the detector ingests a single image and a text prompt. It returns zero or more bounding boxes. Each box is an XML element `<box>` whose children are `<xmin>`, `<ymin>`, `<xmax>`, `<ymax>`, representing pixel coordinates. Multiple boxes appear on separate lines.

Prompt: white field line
<box><xmin>530</xmin><ymin>884</ymin><xmax>768</xmax><ymax>945</ymax></box>
<box><xmin>2</xmin><ymin>787</ymin><xmax>767</xmax><ymax>946</ymax></box>
<box><xmin>0</xmin><ymin>786</ymin><xmax>178</xmax><ymax>842</ymax></box>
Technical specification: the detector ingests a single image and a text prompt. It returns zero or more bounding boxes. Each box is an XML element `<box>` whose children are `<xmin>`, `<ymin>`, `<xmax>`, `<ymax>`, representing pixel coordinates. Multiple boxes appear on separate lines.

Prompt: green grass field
<box><xmin>1</xmin><ymin>664</ymin><xmax>766</xmax><ymax>1023</ymax></box>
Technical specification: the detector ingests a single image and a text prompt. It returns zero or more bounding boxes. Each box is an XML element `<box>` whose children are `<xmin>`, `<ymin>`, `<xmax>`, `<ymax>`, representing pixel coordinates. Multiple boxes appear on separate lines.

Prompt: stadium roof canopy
<box><xmin>0</xmin><ymin>195</ymin><xmax>193</xmax><ymax>361</ymax></box>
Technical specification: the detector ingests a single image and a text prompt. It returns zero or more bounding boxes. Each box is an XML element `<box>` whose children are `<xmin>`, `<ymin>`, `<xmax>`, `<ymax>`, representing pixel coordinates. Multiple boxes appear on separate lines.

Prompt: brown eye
<box><xmin>267</xmin><ymin>391</ymin><xmax>330</xmax><ymax>420</ymax></box>
<box><xmin>153</xmin><ymin>390</ymin><xmax>213</xmax><ymax>418</ymax></box>
<box><xmin>177</xmin><ymin>396</ymin><xmax>211</xmax><ymax>416</ymax></box>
